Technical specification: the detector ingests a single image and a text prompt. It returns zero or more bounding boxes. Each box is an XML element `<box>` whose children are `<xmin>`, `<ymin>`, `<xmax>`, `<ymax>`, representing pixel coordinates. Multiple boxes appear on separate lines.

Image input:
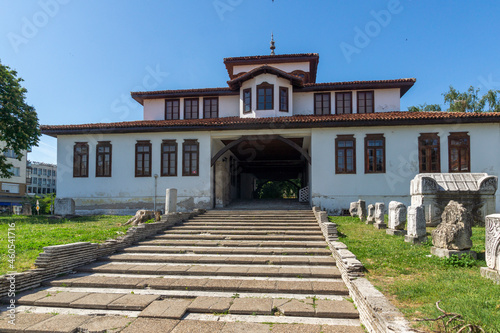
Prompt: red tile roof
<box><xmin>131</xmin><ymin>87</ymin><xmax>237</xmax><ymax>105</ymax></box>
<box><xmin>41</xmin><ymin>111</ymin><xmax>500</xmax><ymax>137</ymax></box>
<box><xmin>299</xmin><ymin>78</ymin><xmax>416</xmax><ymax>97</ymax></box>
<box><xmin>223</xmin><ymin>53</ymin><xmax>319</xmax><ymax>63</ymax></box>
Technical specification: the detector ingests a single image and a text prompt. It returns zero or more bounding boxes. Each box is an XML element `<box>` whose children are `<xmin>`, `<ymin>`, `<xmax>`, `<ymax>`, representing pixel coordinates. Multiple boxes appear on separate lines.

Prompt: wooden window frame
<box><xmin>165</xmin><ymin>99</ymin><xmax>180</xmax><ymax>120</ymax></box>
<box><xmin>243</xmin><ymin>88</ymin><xmax>252</xmax><ymax>114</ymax></box>
<box><xmin>203</xmin><ymin>97</ymin><xmax>219</xmax><ymax>119</ymax></box>
<box><xmin>184</xmin><ymin>98</ymin><xmax>199</xmax><ymax>120</ymax></box>
<box><xmin>73</xmin><ymin>142</ymin><xmax>89</xmax><ymax>178</ymax></box>
<box><xmin>357</xmin><ymin>91</ymin><xmax>374</xmax><ymax>114</ymax></box>
<box><xmin>135</xmin><ymin>141</ymin><xmax>152</xmax><ymax>177</ymax></box>
<box><xmin>418</xmin><ymin>133</ymin><xmax>441</xmax><ymax>173</ymax></box>
<box><xmin>364</xmin><ymin>134</ymin><xmax>386</xmax><ymax>173</ymax></box>
<box><xmin>161</xmin><ymin>140</ymin><xmax>177</xmax><ymax>177</ymax></box>
<box><xmin>335</xmin><ymin>135</ymin><xmax>356</xmax><ymax>174</ymax></box>
<box><xmin>314</xmin><ymin>93</ymin><xmax>331</xmax><ymax>115</ymax></box>
<box><xmin>256</xmin><ymin>82</ymin><xmax>274</xmax><ymax>110</ymax></box>
<box><xmin>279</xmin><ymin>87</ymin><xmax>289</xmax><ymax>112</ymax></box>
<box><xmin>182</xmin><ymin>139</ymin><xmax>199</xmax><ymax>177</ymax></box>
<box><xmin>96</xmin><ymin>141</ymin><xmax>112</xmax><ymax>177</ymax></box>
<box><xmin>448</xmin><ymin>132</ymin><xmax>470</xmax><ymax>173</ymax></box>
<box><xmin>335</xmin><ymin>92</ymin><xmax>353</xmax><ymax>115</ymax></box>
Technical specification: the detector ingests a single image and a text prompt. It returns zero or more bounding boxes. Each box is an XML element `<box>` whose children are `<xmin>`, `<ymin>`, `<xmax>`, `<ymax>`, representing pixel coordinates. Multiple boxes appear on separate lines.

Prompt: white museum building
<box><xmin>41</xmin><ymin>52</ymin><xmax>500</xmax><ymax>215</ymax></box>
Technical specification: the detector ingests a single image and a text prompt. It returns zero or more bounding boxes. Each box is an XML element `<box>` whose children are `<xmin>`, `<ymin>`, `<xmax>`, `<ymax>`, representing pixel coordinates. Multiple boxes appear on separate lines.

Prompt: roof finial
<box><xmin>270</xmin><ymin>33</ymin><xmax>276</xmax><ymax>56</ymax></box>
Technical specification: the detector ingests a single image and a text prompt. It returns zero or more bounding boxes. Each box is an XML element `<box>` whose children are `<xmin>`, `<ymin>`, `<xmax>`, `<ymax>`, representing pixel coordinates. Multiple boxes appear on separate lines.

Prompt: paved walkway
<box><xmin>0</xmin><ymin>210</ymin><xmax>363</xmax><ymax>333</ymax></box>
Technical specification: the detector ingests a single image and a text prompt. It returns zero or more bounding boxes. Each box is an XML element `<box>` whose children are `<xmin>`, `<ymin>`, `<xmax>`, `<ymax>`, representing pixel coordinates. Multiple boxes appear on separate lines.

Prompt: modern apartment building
<box><xmin>27</xmin><ymin>162</ymin><xmax>57</xmax><ymax>196</ymax></box>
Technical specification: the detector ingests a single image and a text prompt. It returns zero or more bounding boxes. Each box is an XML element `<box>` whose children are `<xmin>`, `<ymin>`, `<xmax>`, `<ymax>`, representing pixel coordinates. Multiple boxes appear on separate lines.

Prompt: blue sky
<box><xmin>1</xmin><ymin>0</ymin><xmax>499</xmax><ymax>164</ymax></box>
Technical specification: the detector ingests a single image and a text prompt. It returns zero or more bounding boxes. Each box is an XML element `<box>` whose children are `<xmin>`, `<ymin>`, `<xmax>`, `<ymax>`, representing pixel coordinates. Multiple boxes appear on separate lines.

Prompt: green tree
<box><xmin>408</xmin><ymin>103</ymin><xmax>442</xmax><ymax>112</ymax></box>
<box><xmin>0</xmin><ymin>61</ymin><xmax>40</xmax><ymax>177</ymax></box>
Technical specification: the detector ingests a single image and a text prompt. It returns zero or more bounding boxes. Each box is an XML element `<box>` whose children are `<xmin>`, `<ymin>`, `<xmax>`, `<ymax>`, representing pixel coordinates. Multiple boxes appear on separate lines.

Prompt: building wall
<box><xmin>28</xmin><ymin>162</ymin><xmax>57</xmax><ymax>195</ymax></box>
<box><xmin>310</xmin><ymin>123</ymin><xmax>500</xmax><ymax>214</ymax></box>
<box><xmin>56</xmin><ymin>132</ymin><xmax>213</xmax><ymax>215</ymax></box>
<box><xmin>0</xmin><ymin>142</ymin><xmax>28</xmax><ymax>203</ymax></box>
<box><xmin>232</xmin><ymin>62</ymin><xmax>310</xmax><ymax>76</ymax></box>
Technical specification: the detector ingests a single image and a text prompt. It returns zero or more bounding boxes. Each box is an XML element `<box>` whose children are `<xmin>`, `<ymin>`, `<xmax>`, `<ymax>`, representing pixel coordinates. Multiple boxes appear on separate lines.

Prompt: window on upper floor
<box><xmin>243</xmin><ymin>88</ymin><xmax>252</xmax><ymax>113</ymax></box>
<box><xmin>33</xmin><ymin>168</ymin><xmax>37</xmax><ymax>174</ymax></box>
<box><xmin>73</xmin><ymin>142</ymin><xmax>89</xmax><ymax>177</ymax></box>
<box><xmin>43</xmin><ymin>169</ymin><xmax>47</xmax><ymax>175</ymax></box>
<box><xmin>365</xmin><ymin>134</ymin><xmax>385</xmax><ymax>173</ymax></box>
<box><xmin>336</xmin><ymin>135</ymin><xmax>356</xmax><ymax>174</ymax></box>
<box><xmin>357</xmin><ymin>91</ymin><xmax>374</xmax><ymax>114</ymax></box>
<box><xmin>165</xmin><ymin>99</ymin><xmax>180</xmax><ymax>120</ymax></box>
<box><xmin>183</xmin><ymin>140</ymin><xmax>199</xmax><ymax>176</ymax></box>
<box><xmin>3</xmin><ymin>149</ymin><xmax>18</xmax><ymax>159</ymax></box>
<box><xmin>96</xmin><ymin>141</ymin><xmax>112</xmax><ymax>177</ymax></box>
<box><xmin>135</xmin><ymin>141</ymin><xmax>152</xmax><ymax>177</ymax></box>
<box><xmin>161</xmin><ymin>140</ymin><xmax>177</xmax><ymax>177</ymax></box>
<box><xmin>257</xmin><ymin>82</ymin><xmax>273</xmax><ymax>110</ymax></box>
<box><xmin>184</xmin><ymin>98</ymin><xmax>199</xmax><ymax>120</ymax></box>
<box><xmin>336</xmin><ymin>92</ymin><xmax>352</xmax><ymax>114</ymax></box>
<box><xmin>419</xmin><ymin>133</ymin><xmax>440</xmax><ymax>173</ymax></box>
<box><xmin>8</xmin><ymin>167</ymin><xmax>20</xmax><ymax>177</ymax></box>
<box><xmin>314</xmin><ymin>93</ymin><xmax>331</xmax><ymax>115</ymax></box>
<box><xmin>279</xmin><ymin>87</ymin><xmax>289</xmax><ymax>112</ymax></box>
<box><xmin>203</xmin><ymin>97</ymin><xmax>219</xmax><ymax>119</ymax></box>
<box><xmin>448</xmin><ymin>132</ymin><xmax>470</xmax><ymax>172</ymax></box>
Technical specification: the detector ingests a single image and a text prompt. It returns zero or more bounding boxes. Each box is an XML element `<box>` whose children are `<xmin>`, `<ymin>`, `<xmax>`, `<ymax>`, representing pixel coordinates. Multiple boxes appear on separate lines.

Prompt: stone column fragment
<box><xmin>404</xmin><ymin>205</ymin><xmax>427</xmax><ymax>244</ymax></box>
<box><xmin>165</xmin><ymin>188</ymin><xmax>177</xmax><ymax>214</ymax></box>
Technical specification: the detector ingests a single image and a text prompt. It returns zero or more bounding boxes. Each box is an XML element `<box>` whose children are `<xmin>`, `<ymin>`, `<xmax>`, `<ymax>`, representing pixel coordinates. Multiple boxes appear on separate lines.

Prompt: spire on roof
<box><xmin>270</xmin><ymin>33</ymin><xmax>276</xmax><ymax>56</ymax></box>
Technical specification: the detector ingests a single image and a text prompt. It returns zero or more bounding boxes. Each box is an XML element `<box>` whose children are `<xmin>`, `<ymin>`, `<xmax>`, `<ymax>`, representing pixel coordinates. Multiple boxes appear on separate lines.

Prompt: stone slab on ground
<box><xmin>229</xmin><ymin>297</ymin><xmax>273</xmax><ymax>315</ymax></box>
<box><xmin>24</xmin><ymin>314</ymin><xmax>91</xmax><ymax>333</ymax></box>
<box><xmin>277</xmin><ymin>299</ymin><xmax>315</xmax><ymax>316</ymax></box>
<box><xmin>169</xmin><ymin>278</ymin><xmax>210</xmax><ymax>290</ymax></box>
<box><xmin>480</xmin><ymin>267</ymin><xmax>500</xmax><ymax>284</ymax></box>
<box><xmin>311</xmin><ymin>281</ymin><xmax>349</xmax><ymax>295</ymax></box>
<box><xmin>170</xmin><ymin>319</ymin><xmax>226</xmax><ymax>332</ymax></box>
<box><xmin>121</xmin><ymin>318</ymin><xmax>179</xmax><ymax>333</ymax></box>
<box><xmin>204</xmin><ymin>278</ymin><xmax>242</xmax><ymax>291</ymax></box>
<box><xmin>69</xmin><ymin>293</ymin><xmax>127</xmax><ymax>309</ymax></box>
<box><xmin>107</xmin><ymin>294</ymin><xmax>159</xmax><ymax>311</ymax></box>
<box><xmin>315</xmin><ymin>300</ymin><xmax>359</xmax><ymax>318</ymax></box>
<box><xmin>186</xmin><ymin>265</ymin><xmax>219</xmax><ymax>275</ymax></box>
<box><xmin>17</xmin><ymin>290</ymin><xmax>52</xmax><ymax>305</ymax></box>
<box><xmin>374</xmin><ymin>223</ymin><xmax>387</xmax><ymax>230</ymax></box>
<box><xmin>78</xmin><ymin>315</ymin><xmax>132</xmax><ymax>333</ymax></box>
<box><xmin>430</xmin><ymin>247</ymin><xmax>477</xmax><ymax>259</ymax></box>
<box><xmin>33</xmin><ymin>291</ymin><xmax>89</xmax><ymax>307</ymax></box>
<box><xmin>404</xmin><ymin>234</ymin><xmax>428</xmax><ymax>245</ymax></box>
<box><xmin>278</xmin><ymin>267</ymin><xmax>311</xmax><ymax>277</ymax></box>
<box><xmin>237</xmin><ymin>279</ymin><xmax>276</xmax><ymax>292</ymax></box>
<box><xmin>275</xmin><ymin>280</ymin><xmax>313</xmax><ymax>294</ymax></box>
<box><xmin>246</xmin><ymin>266</ymin><xmax>280</xmax><ymax>276</ymax></box>
<box><xmin>68</xmin><ymin>276</ymin><xmax>148</xmax><ymax>289</ymax></box>
<box><xmin>320</xmin><ymin>325</ymin><xmax>366</xmax><ymax>333</ymax></box>
<box><xmin>0</xmin><ymin>313</ymin><xmax>54</xmax><ymax>333</ymax></box>
<box><xmin>271</xmin><ymin>323</ymin><xmax>322</xmax><ymax>333</ymax></box>
<box><xmin>310</xmin><ymin>267</ymin><xmax>341</xmax><ymax>278</ymax></box>
<box><xmin>221</xmin><ymin>321</ymin><xmax>270</xmax><ymax>333</ymax></box>
<box><xmin>386</xmin><ymin>229</ymin><xmax>407</xmax><ymax>236</ymax></box>
<box><xmin>216</xmin><ymin>266</ymin><xmax>250</xmax><ymax>275</ymax></box>
<box><xmin>156</xmin><ymin>265</ymin><xmax>191</xmax><ymax>274</ymax></box>
<box><xmin>140</xmin><ymin>299</ymin><xmax>193</xmax><ymax>319</ymax></box>
<box><xmin>187</xmin><ymin>296</ymin><xmax>233</xmax><ymax>313</ymax></box>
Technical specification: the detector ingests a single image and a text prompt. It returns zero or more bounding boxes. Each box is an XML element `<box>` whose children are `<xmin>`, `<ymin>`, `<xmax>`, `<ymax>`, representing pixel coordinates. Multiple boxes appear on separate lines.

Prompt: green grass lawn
<box><xmin>0</xmin><ymin>215</ymin><xmax>132</xmax><ymax>276</ymax></box>
<box><xmin>331</xmin><ymin>216</ymin><xmax>500</xmax><ymax>333</ymax></box>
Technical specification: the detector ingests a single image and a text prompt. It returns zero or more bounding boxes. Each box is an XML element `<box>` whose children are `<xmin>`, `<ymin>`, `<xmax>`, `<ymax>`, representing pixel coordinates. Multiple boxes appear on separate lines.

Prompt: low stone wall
<box><xmin>0</xmin><ymin>210</ymin><xmax>204</xmax><ymax>298</ymax></box>
<box><xmin>313</xmin><ymin>207</ymin><xmax>412</xmax><ymax>332</ymax></box>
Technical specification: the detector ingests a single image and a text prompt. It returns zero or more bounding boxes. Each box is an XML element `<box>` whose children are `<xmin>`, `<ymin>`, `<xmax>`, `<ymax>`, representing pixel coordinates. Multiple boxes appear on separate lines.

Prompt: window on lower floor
<box><xmin>8</xmin><ymin>167</ymin><xmax>20</xmax><ymax>177</ymax></box>
<box><xmin>73</xmin><ymin>142</ymin><xmax>89</xmax><ymax>177</ymax></box>
<box><xmin>335</xmin><ymin>135</ymin><xmax>356</xmax><ymax>174</ymax></box>
<box><xmin>2</xmin><ymin>183</ymin><xmax>20</xmax><ymax>194</ymax></box>
<box><xmin>203</xmin><ymin>97</ymin><xmax>219</xmax><ymax>119</ymax></box>
<box><xmin>161</xmin><ymin>140</ymin><xmax>177</xmax><ymax>176</ymax></box>
<box><xmin>184</xmin><ymin>98</ymin><xmax>199</xmax><ymax>119</ymax></box>
<box><xmin>257</xmin><ymin>82</ymin><xmax>274</xmax><ymax>110</ymax></box>
<box><xmin>96</xmin><ymin>141</ymin><xmax>112</xmax><ymax>177</ymax></box>
<box><xmin>336</xmin><ymin>92</ymin><xmax>352</xmax><ymax>114</ymax></box>
<box><xmin>135</xmin><ymin>141</ymin><xmax>152</xmax><ymax>177</ymax></box>
<box><xmin>165</xmin><ymin>99</ymin><xmax>180</xmax><ymax>120</ymax></box>
<box><xmin>357</xmin><ymin>91</ymin><xmax>374</xmax><ymax>114</ymax></box>
<box><xmin>365</xmin><ymin>134</ymin><xmax>385</xmax><ymax>173</ymax></box>
<box><xmin>279</xmin><ymin>87</ymin><xmax>289</xmax><ymax>112</ymax></box>
<box><xmin>183</xmin><ymin>139</ymin><xmax>199</xmax><ymax>176</ymax></box>
<box><xmin>419</xmin><ymin>133</ymin><xmax>440</xmax><ymax>173</ymax></box>
<box><xmin>449</xmin><ymin>132</ymin><xmax>470</xmax><ymax>172</ymax></box>
<box><xmin>314</xmin><ymin>93</ymin><xmax>331</xmax><ymax>115</ymax></box>
<box><xmin>243</xmin><ymin>88</ymin><xmax>252</xmax><ymax>113</ymax></box>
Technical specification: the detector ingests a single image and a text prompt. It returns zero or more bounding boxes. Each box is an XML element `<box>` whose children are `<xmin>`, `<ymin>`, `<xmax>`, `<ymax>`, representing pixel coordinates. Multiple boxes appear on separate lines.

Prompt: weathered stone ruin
<box><xmin>481</xmin><ymin>214</ymin><xmax>500</xmax><ymax>283</ymax></box>
<box><xmin>366</xmin><ymin>204</ymin><xmax>375</xmax><ymax>224</ymax></box>
<box><xmin>125</xmin><ymin>210</ymin><xmax>161</xmax><ymax>226</ymax></box>
<box><xmin>404</xmin><ymin>205</ymin><xmax>427</xmax><ymax>244</ymax></box>
<box><xmin>349</xmin><ymin>201</ymin><xmax>358</xmax><ymax>217</ymax></box>
<box><xmin>54</xmin><ymin>198</ymin><xmax>75</xmax><ymax>217</ymax></box>
<box><xmin>386</xmin><ymin>201</ymin><xmax>405</xmax><ymax>235</ymax></box>
<box><xmin>357</xmin><ymin>200</ymin><xmax>367</xmax><ymax>222</ymax></box>
<box><xmin>374</xmin><ymin>202</ymin><xmax>385</xmax><ymax>225</ymax></box>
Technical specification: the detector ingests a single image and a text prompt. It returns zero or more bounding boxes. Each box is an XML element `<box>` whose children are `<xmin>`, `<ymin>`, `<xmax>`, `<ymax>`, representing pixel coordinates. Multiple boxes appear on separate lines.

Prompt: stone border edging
<box><xmin>0</xmin><ymin>209</ymin><xmax>205</xmax><ymax>298</ymax></box>
<box><xmin>313</xmin><ymin>207</ymin><xmax>413</xmax><ymax>333</ymax></box>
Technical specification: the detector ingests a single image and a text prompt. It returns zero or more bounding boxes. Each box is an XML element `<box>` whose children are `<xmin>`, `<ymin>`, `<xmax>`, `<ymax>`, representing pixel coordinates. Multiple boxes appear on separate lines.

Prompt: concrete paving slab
<box><xmin>315</xmin><ymin>300</ymin><xmax>359</xmax><ymax>318</ymax></box>
<box><xmin>45</xmin><ymin>275</ymin><xmax>82</xmax><ymax>287</ymax></box>
<box><xmin>169</xmin><ymin>278</ymin><xmax>210</xmax><ymax>291</ymax></box>
<box><xmin>310</xmin><ymin>267</ymin><xmax>341</xmax><ymax>278</ymax></box>
<box><xmin>120</xmin><ymin>318</ymin><xmax>179</xmax><ymax>333</ymax></box>
<box><xmin>70</xmin><ymin>276</ymin><xmax>147</xmax><ymax>289</ymax></box>
<box><xmin>156</xmin><ymin>265</ymin><xmax>190</xmax><ymax>274</ymax></box>
<box><xmin>127</xmin><ymin>264</ymin><xmax>165</xmax><ymax>274</ymax></box>
<box><xmin>34</xmin><ymin>292</ymin><xmax>89</xmax><ymax>307</ymax></box>
<box><xmin>145</xmin><ymin>277</ymin><xmax>176</xmax><ymax>289</ymax></box>
<box><xmin>272</xmin><ymin>298</ymin><xmax>291</xmax><ymax>309</ymax></box>
<box><xmin>275</xmin><ymin>281</ymin><xmax>313</xmax><ymax>294</ymax></box>
<box><xmin>24</xmin><ymin>314</ymin><xmax>91</xmax><ymax>333</ymax></box>
<box><xmin>107</xmin><ymin>294</ymin><xmax>159</xmax><ymax>311</ymax></box>
<box><xmin>220</xmin><ymin>321</ymin><xmax>271</xmax><ymax>332</ymax></box>
<box><xmin>17</xmin><ymin>290</ymin><xmax>52</xmax><ymax>305</ymax></box>
<box><xmin>229</xmin><ymin>298</ymin><xmax>273</xmax><ymax>315</ymax></box>
<box><xmin>278</xmin><ymin>257</ymin><xmax>310</xmax><ymax>265</ymax></box>
<box><xmin>204</xmin><ymin>278</ymin><xmax>242</xmax><ymax>291</ymax></box>
<box><xmin>78</xmin><ymin>315</ymin><xmax>132</xmax><ymax>333</ymax></box>
<box><xmin>187</xmin><ymin>296</ymin><xmax>233</xmax><ymax>313</ymax></box>
<box><xmin>0</xmin><ymin>313</ymin><xmax>54</xmax><ymax>333</ymax></box>
<box><xmin>170</xmin><ymin>319</ymin><xmax>225</xmax><ymax>333</ymax></box>
<box><xmin>215</xmin><ymin>266</ymin><xmax>250</xmax><ymax>275</ymax></box>
<box><xmin>186</xmin><ymin>265</ymin><xmax>219</xmax><ymax>275</ymax></box>
<box><xmin>271</xmin><ymin>323</ymin><xmax>322</xmax><ymax>333</ymax></box>
<box><xmin>277</xmin><ymin>299</ymin><xmax>315</xmax><ymax>316</ymax></box>
<box><xmin>140</xmin><ymin>299</ymin><xmax>193</xmax><ymax>319</ymax></box>
<box><xmin>320</xmin><ymin>325</ymin><xmax>365</xmax><ymax>333</ymax></box>
<box><xmin>246</xmin><ymin>266</ymin><xmax>280</xmax><ymax>276</ymax></box>
<box><xmin>69</xmin><ymin>293</ymin><xmax>126</xmax><ymax>309</ymax></box>
<box><xmin>311</xmin><ymin>282</ymin><xmax>349</xmax><ymax>295</ymax></box>
<box><xmin>278</xmin><ymin>267</ymin><xmax>311</xmax><ymax>277</ymax></box>
<box><xmin>238</xmin><ymin>280</ymin><xmax>276</xmax><ymax>292</ymax></box>
<box><xmin>84</xmin><ymin>263</ymin><xmax>135</xmax><ymax>273</ymax></box>
<box><xmin>309</xmin><ymin>257</ymin><xmax>336</xmax><ymax>265</ymax></box>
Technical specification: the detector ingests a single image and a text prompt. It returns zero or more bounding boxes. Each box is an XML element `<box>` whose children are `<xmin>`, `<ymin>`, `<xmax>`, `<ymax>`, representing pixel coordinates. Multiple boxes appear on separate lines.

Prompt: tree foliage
<box><xmin>256</xmin><ymin>179</ymin><xmax>301</xmax><ymax>199</ymax></box>
<box><xmin>408</xmin><ymin>103</ymin><xmax>442</xmax><ymax>112</ymax></box>
<box><xmin>0</xmin><ymin>61</ymin><xmax>40</xmax><ymax>177</ymax></box>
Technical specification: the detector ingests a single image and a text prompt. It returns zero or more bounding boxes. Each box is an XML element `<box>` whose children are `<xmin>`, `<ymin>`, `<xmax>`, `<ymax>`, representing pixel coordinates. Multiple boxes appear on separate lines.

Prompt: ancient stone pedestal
<box><xmin>349</xmin><ymin>202</ymin><xmax>358</xmax><ymax>217</ymax></box>
<box><xmin>366</xmin><ymin>204</ymin><xmax>375</xmax><ymax>224</ymax></box>
<box><xmin>358</xmin><ymin>200</ymin><xmax>367</xmax><ymax>222</ymax></box>
<box><xmin>54</xmin><ymin>198</ymin><xmax>75</xmax><ymax>217</ymax></box>
<box><xmin>481</xmin><ymin>214</ymin><xmax>500</xmax><ymax>284</ymax></box>
<box><xmin>431</xmin><ymin>201</ymin><xmax>476</xmax><ymax>259</ymax></box>
<box><xmin>374</xmin><ymin>202</ymin><xmax>385</xmax><ymax>225</ymax></box>
<box><xmin>387</xmin><ymin>201</ymin><xmax>406</xmax><ymax>235</ymax></box>
<box><xmin>404</xmin><ymin>205</ymin><xmax>427</xmax><ymax>244</ymax></box>
<box><xmin>165</xmin><ymin>188</ymin><xmax>177</xmax><ymax>213</ymax></box>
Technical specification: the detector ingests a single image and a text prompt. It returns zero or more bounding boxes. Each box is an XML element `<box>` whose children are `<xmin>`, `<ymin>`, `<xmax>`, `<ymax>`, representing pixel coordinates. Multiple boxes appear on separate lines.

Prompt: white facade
<box><xmin>0</xmin><ymin>142</ymin><xmax>28</xmax><ymax>209</ymax></box>
<box><xmin>27</xmin><ymin>162</ymin><xmax>57</xmax><ymax>196</ymax></box>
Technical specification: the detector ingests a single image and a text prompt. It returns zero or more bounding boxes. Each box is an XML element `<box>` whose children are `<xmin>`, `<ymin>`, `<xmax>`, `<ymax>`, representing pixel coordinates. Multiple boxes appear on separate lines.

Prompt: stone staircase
<box><xmin>1</xmin><ymin>210</ymin><xmax>364</xmax><ymax>333</ymax></box>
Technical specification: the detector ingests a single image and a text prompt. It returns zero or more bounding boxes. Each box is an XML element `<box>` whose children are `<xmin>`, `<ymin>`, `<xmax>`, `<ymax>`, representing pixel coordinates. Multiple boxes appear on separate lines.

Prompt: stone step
<box><xmin>103</xmin><ymin>254</ymin><xmax>336</xmax><ymax>266</ymax></box>
<box><xmin>190</xmin><ymin>216</ymin><xmax>317</xmax><ymax>220</ymax></box>
<box><xmin>45</xmin><ymin>275</ymin><xmax>349</xmax><ymax>295</ymax></box>
<box><xmin>182</xmin><ymin>221</ymin><xmax>318</xmax><ymax>225</ymax></box>
<box><xmin>138</xmin><ymin>240</ymin><xmax>327</xmax><ymax>248</ymax></box>
<box><xmin>76</xmin><ymin>262</ymin><xmax>341</xmax><ymax>278</ymax></box>
<box><xmin>153</xmin><ymin>234</ymin><xmax>325</xmax><ymax>241</ymax></box>
<box><xmin>169</xmin><ymin>226</ymin><xmax>321</xmax><ymax>231</ymax></box>
<box><xmin>162</xmin><ymin>230</ymin><xmax>323</xmax><ymax>236</ymax></box>
<box><xmin>120</xmin><ymin>246</ymin><xmax>331</xmax><ymax>256</ymax></box>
